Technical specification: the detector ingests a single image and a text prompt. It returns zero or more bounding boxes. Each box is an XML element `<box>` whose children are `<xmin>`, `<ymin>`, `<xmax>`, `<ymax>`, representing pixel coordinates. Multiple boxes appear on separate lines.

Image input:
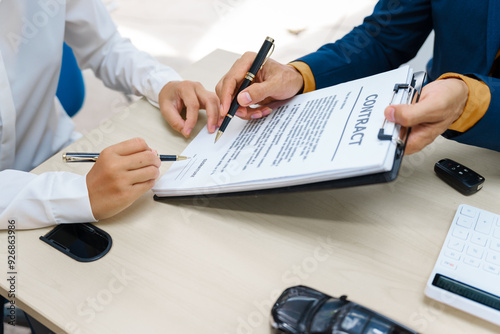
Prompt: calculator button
<box><xmin>466</xmin><ymin>245</ymin><xmax>484</xmax><ymax>259</ymax></box>
<box><xmin>444</xmin><ymin>249</ymin><xmax>461</xmax><ymax>261</ymax></box>
<box><xmin>464</xmin><ymin>256</ymin><xmax>481</xmax><ymax>267</ymax></box>
<box><xmin>460</xmin><ymin>206</ymin><xmax>477</xmax><ymax>218</ymax></box>
<box><xmin>486</xmin><ymin>252</ymin><xmax>500</xmax><ymax>266</ymax></box>
<box><xmin>483</xmin><ymin>263</ymin><xmax>500</xmax><ymax>275</ymax></box>
<box><xmin>452</xmin><ymin>226</ymin><xmax>469</xmax><ymax>240</ymax></box>
<box><xmin>441</xmin><ymin>259</ymin><xmax>458</xmax><ymax>270</ymax></box>
<box><xmin>491</xmin><ymin>240</ymin><xmax>500</xmax><ymax>252</ymax></box>
<box><xmin>456</xmin><ymin>216</ymin><xmax>475</xmax><ymax>228</ymax></box>
<box><xmin>448</xmin><ymin>238</ymin><xmax>465</xmax><ymax>252</ymax></box>
<box><xmin>494</xmin><ymin>228</ymin><xmax>500</xmax><ymax>239</ymax></box>
<box><xmin>470</xmin><ymin>233</ymin><xmax>488</xmax><ymax>247</ymax></box>
<box><xmin>475</xmin><ymin>213</ymin><xmax>493</xmax><ymax>235</ymax></box>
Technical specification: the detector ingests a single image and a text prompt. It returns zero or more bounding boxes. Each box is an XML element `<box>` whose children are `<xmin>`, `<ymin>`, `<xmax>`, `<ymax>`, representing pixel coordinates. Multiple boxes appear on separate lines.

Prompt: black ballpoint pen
<box><xmin>62</xmin><ymin>152</ymin><xmax>189</xmax><ymax>162</ymax></box>
<box><xmin>215</xmin><ymin>36</ymin><xmax>275</xmax><ymax>143</ymax></box>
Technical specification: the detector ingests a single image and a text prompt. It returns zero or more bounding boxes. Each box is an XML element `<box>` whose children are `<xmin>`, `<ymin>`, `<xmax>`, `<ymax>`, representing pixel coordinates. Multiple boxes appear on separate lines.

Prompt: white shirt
<box><xmin>0</xmin><ymin>0</ymin><xmax>182</xmax><ymax>229</ymax></box>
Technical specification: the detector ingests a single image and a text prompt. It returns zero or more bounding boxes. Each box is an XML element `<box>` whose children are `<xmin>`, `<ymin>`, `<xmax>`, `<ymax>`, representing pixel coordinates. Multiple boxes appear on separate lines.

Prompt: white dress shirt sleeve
<box><xmin>0</xmin><ymin>170</ymin><xmax>96</xmax><ymax>230</ymax></box>
<box><xmin>64</xmin><ymin>0</ymin><xmax>182</xmax><ymax>106</ymax></box>
<box><xmin>0</xmin><ymin>0</ymin><xmax>180</xmax><ymax>230</ymax></box>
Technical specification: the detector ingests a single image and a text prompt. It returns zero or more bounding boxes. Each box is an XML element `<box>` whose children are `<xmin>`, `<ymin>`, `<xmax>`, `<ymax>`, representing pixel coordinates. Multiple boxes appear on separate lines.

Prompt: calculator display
<box><xmin>432</xmin><ymin>274</ymin><xmax>500</xmax><ymax>311</ymax></box>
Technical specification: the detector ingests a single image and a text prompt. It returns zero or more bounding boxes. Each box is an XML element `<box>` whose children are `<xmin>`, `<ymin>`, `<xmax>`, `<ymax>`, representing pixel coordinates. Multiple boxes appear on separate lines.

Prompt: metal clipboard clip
<box><xmin>377</xmin><ymin>71</ymin><xmax>427</xmax><ymax>146</ymax></box>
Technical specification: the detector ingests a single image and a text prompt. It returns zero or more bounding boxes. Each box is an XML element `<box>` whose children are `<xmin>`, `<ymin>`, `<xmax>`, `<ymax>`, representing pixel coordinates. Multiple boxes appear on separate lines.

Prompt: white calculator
<box><xmin>425</xmin><ymin>204</ymin><xmax>500</xmax><ymax>326</ymax></box>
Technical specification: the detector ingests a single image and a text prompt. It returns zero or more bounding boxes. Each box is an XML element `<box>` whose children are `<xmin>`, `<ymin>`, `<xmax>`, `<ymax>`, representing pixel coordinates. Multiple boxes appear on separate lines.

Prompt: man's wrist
<box><xmin>288</xmin><ymin>61</ymin><xmax>315</xmax><ymax>94</ymax></box>
<box><xmin>437</xmin><ymin>73</ymin><xmax>491</xmax><ymax>132</ymax></box>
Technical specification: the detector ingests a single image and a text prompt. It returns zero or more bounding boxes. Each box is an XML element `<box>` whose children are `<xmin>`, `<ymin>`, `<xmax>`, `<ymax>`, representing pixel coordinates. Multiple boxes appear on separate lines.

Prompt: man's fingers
<box><xmin>386</xmin><ymin>103</ymin><xmax>445</xmax><ymax>155</ymax></box>
<box><xmin>385</xmin><ymin>101</ymin><xmax>442</xmax><ymax>127</ymax></box>
<box><xmin>127</xmin><ymin>165</ymin><xmax>160</xmax><ymax>185</ymax></box>
<box><xmin>385</xmin><ymin>79</ymin><xmax>467</xmax><ymax>128</ymax></box>
<box><xmin>198</xmin><ymin>89</ymin><xmax>220</xmax><ymax>133</ymax></box>
<box><xmin>87</xmin><ymin>138</ymin><xmax>160</xmax><ymax>220</ymax></box>
<box><xmin>130</xmin><ymin>178</ymin><xmax>157</xmax><ymax>194</ymax></box>
<box><xmin>121</xmin><ymin>150</ymin><xmax>161</xmax><ymax>170</ymax></box>
<box><xmin>178</xmin><ymin>83</ymin><xmax>201</xmax><ymax>138</ymax></box>
<box><xmin>181</xmin><ymin>82</ymin><xmax>221</xmax><ymax>136</ymax></box>
<box><xmin>225</xmin><ymin>52</ymin><xmax>256</xmax><ymax>81</ymax></box>
<box><xmin>110</xmin><ymin>137</ymin><xmax>151</xmax><ymax>156</ymax></box>
<box><xmin>216</xmin><ymin>52</ymin><xmax>257</xmax><ymax>115</ymax></box>
<box><xmin>217</xmin><ymin>75</ymin><xmax>239</xmax><ymax>117</ymax></box>
<box><xmin>235</xmin><ymin>106</ymin><xmax>273</xmax><ymax>120</ymax></box>
<box><xmin>237</xmin><ymin>80</ymin><xmax>276</xmax><ymax>107</ymax></box>
<box><xmin>404</xmin><ymin>126</ymin><xmax>440</xmax><ymax>155</ymax></box>
<box><xmin>161</xmin><ymin>99</ymin><xmax>186</xmax><ymax>135</ymax></box>
<box><xmin>160</xmin><ymin>81</ymin><xmax>221</xmax><ymax>137</ymax></box>
<box><xmin>191</xmin><ymin>81</ymin><xmax>220</xmax><ymax>133</ymax></box>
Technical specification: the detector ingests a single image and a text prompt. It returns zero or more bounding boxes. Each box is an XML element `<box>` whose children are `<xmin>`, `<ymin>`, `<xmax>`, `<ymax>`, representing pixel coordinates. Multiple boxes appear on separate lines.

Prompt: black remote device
<box><xmin>434</xmin><ymin>158</ymin><xmax>485</xmax><ymax>195</ymax></box>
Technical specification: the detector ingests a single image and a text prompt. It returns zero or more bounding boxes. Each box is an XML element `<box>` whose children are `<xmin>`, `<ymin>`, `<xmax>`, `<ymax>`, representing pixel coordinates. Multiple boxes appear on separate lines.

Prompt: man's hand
<box><xmin>384</xmin><ymin>78</ymin><xmax>469</xmax><ymax>155</ymax></box>
<box><xmin>216</xmin><ymin>52</ymin><xmax>304</xmax><ymax>121</ymax></box>
<box><xmin>86</xmin><ymin>138</ymin><xmax>161</xmax><ymax>220</ymax></box>
<box><xmin>159</xmin><ymin>81</ymin><xmax>220</xmax><ymax>138</ymax></box>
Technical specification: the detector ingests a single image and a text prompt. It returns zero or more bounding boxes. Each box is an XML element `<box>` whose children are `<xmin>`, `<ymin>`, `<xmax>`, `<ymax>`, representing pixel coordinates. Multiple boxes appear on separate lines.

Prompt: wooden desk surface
<box><xmin>1</xmin><ymin>50</ymin><xmax>499</xmax><ymax>334</ymax></box>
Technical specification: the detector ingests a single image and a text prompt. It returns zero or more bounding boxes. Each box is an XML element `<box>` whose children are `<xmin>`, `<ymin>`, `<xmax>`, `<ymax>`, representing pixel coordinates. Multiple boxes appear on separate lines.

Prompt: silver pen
<box><xmin>62</xmin><ymin>152</ymin><xmax>189</xmax><ymax>162</ymax></box>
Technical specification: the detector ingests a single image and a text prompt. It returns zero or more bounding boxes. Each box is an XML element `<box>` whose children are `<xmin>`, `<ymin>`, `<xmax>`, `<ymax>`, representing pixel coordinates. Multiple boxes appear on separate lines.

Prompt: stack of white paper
<box><xmin>153</xmin><ymin>66</ymin><xmax>413</xmax><ymax>197</ymax></box>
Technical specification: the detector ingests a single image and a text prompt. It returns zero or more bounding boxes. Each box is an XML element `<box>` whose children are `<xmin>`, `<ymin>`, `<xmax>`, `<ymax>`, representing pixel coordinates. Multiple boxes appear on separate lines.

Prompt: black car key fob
<box><xmin>434</xmin><ymin>158</ymin><xmax>485</xmax><ymax>195</ymax></box>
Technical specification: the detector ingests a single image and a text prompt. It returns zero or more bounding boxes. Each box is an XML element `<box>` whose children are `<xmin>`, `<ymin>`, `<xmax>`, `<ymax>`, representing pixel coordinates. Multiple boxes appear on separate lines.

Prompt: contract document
<box><xmin>153</xmin><ymin>66</ymin><xmax>414</xmax><ymax>198</ymax></box>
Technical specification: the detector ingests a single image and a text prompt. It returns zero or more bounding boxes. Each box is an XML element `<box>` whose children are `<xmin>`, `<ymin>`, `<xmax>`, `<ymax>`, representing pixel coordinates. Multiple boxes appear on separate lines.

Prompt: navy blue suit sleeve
<box><xmin>443</xmin><ymin>75</ymin><xmax>500</xmax><ymax>152</ymax></box>
<box><xmin>296</xmin><ymin>0</ymin><xmax>433</xmax><ymax>89</ymax></box>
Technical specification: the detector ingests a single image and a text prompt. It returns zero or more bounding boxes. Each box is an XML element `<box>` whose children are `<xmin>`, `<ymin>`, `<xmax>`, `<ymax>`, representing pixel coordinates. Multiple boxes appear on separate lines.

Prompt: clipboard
<box><xmin>154</xmin><ymin>71</ymin><xmax>426</xmax><ymax>202</ymax></box>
